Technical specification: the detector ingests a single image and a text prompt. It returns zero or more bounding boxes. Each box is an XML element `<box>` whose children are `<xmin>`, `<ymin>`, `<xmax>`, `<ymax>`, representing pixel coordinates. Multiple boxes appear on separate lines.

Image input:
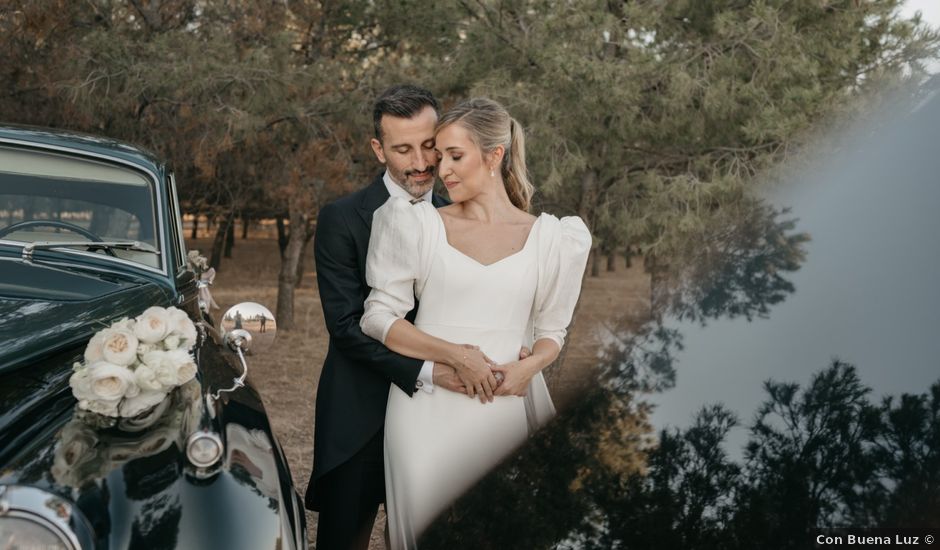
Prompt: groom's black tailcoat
<box><xmin>306</xmin><ymin>174</ymin><xmax>448</xmax><ymax>513</ymax></box>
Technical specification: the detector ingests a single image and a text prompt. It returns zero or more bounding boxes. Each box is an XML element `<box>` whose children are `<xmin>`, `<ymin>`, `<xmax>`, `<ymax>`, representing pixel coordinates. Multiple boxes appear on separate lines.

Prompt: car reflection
<box><xmin>419</xmin><ymin>88</ymin><xmax>940</xmax><ymax>547</ymax></box>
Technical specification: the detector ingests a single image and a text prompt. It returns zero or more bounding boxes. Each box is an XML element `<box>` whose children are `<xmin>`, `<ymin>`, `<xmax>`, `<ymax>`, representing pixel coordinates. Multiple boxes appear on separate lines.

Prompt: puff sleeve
<box><xmin>360</xmin><ymin>197</ymin><xmax>439</xmax><ymax>343</ymax></box>
<box><xmin>531</xmin><ymin>215</ymin><xmax>592</xmax><ymax>350</ymax></box>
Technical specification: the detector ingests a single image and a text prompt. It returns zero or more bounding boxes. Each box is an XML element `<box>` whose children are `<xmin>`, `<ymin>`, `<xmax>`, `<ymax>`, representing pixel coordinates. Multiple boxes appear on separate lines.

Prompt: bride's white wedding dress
<box><xmin>360</xmin><ymin>197</ymin><xmax>591</xmax><ymax>549</ymax></box>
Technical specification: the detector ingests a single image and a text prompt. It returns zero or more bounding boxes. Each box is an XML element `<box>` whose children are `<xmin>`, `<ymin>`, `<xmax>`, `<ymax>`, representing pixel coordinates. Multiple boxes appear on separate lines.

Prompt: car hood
<box><xmin>0</xmin><ymin>337</ymin><xmax>303</xmax><ymax>550</ymax></box>
<box><xmin>0</xmin><ymin>258</ymin><xmax>171</xmax><ymax>372</ymax></box>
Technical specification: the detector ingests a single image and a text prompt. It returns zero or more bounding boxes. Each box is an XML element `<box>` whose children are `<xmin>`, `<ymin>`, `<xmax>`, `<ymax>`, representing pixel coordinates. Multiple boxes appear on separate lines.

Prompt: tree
<box><xmin>733</xmin><ymin>361</ymin><xmax>883</xmax><ymax>548</ymax></box>
<box><xmin>0</xmin><ymin>0</ymin><xmax>379</xmax><ymax>327</ymax></box>
<box><xmin>431</xmin><ymin>0</ymin><xmax>939</xmax><ymax>275</ymax></box>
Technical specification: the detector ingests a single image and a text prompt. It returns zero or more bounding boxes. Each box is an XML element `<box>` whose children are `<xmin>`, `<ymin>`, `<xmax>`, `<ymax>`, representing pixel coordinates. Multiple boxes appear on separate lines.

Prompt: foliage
<box><xmin>421</xmin><ymin>359</ymin><xmax>940</xmax><ymax>549</ymax></box>
<box><xmin>2</xmin><ymin>0</ymin><xmax>937</xmax><ymax>321</ymax></box>
<box><xmin>433</xmin><ymin>0</ymin><xmax>940</xmax><ymax>255</ymax></box>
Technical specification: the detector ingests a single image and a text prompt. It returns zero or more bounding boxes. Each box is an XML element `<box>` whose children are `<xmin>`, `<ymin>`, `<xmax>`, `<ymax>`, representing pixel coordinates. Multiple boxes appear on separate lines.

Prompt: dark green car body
<box><xmin>0</xmin><ymin>126</ymin><xmax>306</xmax><ymax>549</ymax></box>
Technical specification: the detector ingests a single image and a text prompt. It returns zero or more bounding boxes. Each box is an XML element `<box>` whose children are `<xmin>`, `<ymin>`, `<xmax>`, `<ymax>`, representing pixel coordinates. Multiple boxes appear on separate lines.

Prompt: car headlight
<box><xmin>0</xmin><ymin>485</ymin><xmax>93</xmax><ymax>550</ymax></box>
<box><xmin>187</xmin><ymin>431</ymin><xmax>223</xmax><ymax>468</ymax></box>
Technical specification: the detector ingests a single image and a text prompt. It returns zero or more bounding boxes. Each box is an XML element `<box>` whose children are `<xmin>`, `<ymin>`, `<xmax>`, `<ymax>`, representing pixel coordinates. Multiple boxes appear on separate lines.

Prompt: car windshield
<box><xmin>0</xmin><ymin>146</ymin><xmax>160</xmax><ymax>269</ymax></box>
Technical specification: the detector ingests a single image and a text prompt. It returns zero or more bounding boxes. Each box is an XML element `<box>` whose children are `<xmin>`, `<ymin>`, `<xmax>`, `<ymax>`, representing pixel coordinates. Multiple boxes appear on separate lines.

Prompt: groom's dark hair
<box><xmin>373</xmin><ymin>84</ymin><xmax>440</xmax><ymax>142</ymax></box>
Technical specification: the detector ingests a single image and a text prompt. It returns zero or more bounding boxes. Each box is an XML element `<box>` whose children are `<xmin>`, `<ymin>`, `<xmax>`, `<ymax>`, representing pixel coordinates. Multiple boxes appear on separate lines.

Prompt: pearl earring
<box><xmin>490</xmin><ymin>168</ymin><xmax>495</xmax><ymax>177</ymax></box>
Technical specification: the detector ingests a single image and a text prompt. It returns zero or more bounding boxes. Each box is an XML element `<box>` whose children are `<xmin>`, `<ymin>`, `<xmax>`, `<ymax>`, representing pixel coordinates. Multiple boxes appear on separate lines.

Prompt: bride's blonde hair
<box><xmin>435</xmin><ymin>98</ymin><xmax>534</xmax><ymax>211</ymax></box>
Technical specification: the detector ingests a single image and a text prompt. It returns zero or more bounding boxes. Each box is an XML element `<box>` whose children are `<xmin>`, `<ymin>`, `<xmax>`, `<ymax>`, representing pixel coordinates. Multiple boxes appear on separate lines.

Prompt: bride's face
<box><xmin>435</xmin><ymin>123</ymin><xmax>498</xmax><ymax>203</ymax></box>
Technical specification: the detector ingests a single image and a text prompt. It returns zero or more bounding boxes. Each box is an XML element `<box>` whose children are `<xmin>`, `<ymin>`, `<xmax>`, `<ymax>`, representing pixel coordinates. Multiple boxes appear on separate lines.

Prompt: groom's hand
<box><xmin>432</xmin><ymin>363</ymin><xmax>466</xmax><ymax>394</ymax></box>
<box><xmin>450</xmin><ymin>344</ymin><xmax>498</xmax><ymax>403</ymax></box>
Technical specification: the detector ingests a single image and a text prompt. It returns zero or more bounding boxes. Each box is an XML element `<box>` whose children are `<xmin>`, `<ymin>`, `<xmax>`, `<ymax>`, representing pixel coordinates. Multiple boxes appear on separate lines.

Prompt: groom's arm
<box><xmin>314</xmin><ymin>202</ymin><xmax>422</xmax><ymax>396</ymax></box>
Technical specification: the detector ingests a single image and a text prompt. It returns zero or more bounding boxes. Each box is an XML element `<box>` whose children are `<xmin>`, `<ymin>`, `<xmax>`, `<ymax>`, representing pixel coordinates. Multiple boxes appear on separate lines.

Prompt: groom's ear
<box><xmin>370</xmin><ymin>138</ymin><xmax>387</xmax><ymax>164</ymax></box>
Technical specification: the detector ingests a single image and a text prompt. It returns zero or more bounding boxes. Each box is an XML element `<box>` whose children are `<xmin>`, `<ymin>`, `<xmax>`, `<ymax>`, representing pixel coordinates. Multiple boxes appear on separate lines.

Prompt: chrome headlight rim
<box><xmin>186</xmin><ymin>430</ymin><xmax>224</xmax><ymax>469</ymax></box>
<box><xmin>0</xmin><ymin>484</ymin><xmax>94</xmax><ymax>550</ymax></box>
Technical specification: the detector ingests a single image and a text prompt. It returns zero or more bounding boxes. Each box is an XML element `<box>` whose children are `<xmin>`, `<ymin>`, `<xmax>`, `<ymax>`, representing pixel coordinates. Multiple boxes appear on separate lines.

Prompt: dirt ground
<box><xmin>187</xmin><ymin>234</ymin><xmax>650</xmax><ymax>549</ymax></box>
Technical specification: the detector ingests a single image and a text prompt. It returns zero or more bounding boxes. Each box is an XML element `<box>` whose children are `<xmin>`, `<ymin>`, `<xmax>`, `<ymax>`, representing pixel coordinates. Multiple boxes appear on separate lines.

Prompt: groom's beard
<box><xmin>399</xmin><ymin>166</ymin><xmax>436</xmax><ymax>197</ymax></box>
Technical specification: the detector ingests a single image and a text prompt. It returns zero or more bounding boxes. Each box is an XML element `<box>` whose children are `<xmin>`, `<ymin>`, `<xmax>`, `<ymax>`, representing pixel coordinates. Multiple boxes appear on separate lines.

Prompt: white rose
<box><xmin>119</xmin><ymin>390</ymin><xmax>169</xmax><ymax>418</ymax></box>
<box><xmin>166</xmin><ymin>349</ymin><xmax>197</xmax><ymax>385</ymax></box>
<box><xmin>163</xmin><ymin>334</ymin><xmax>181</xmax><ymax>350</ymax></box>
<box><xmin>116</xmin><ymin>426</ymin><xmax>176</xmax><ymax>459</ymax></box>
<box><xmin>54</xmin><ymin>424</ymin><xmax>97</xmax><ymax>467</ymax></box>
<box><xmin>111</xmin><ymin>317</ymin><xmax>136</xmax><ymax>331</ymax></box>
<box><xmin>133</xmin><ymin>364</ymin><xmax>164</xmax><ymax>391</ymax></box>
<box><xmin>137</xmin><ymin>342</ymin><xmax>156</xmax><ymax>356</ymax></box>
<box><xmin>81</xmin><ymin>398</ymin><xmax>120</xmax><ymax>417</ymax></box>
<box><xmin>142</xmin><ymin>350</ymin><xmax>179</xmax><ymax>387</ymax></box>
<box><xmin>167</xmin><ymin>308</ymin><xmax>198</xmax><ymax>350</ymax></box>
<box><xmin>119</xmin><ymin>395</ymin><xmax>172</xmax><ymax>432</ymax></box>
<box><xmin>101</xmin><ymin>328</ymin><xmax>139</xmax><ymax>367</ymax></box>
<box><xmin>86</xmin><ymin>361</ymin><xmax>137</xmax><ymax>401</ymax></box>
<box><xmin>69</xmin><ymin>368</ymin><xmax>95</xmax><ymax>401</ymax></box>
<box><xmin>134</xmin><ymin>307</ymin><xmax>170</xmax><ymax>344</ymax></box>
<box><xmin>188</xmin><ymin>250</ymin><xmax>208</xmax><ymax>270</ymax></box>
<box><xmin>51</xmin><ymin>423</ymin><xmax>99</xmax><ymax>487</ymax></box>
<box><xmin>83</xmin><ymin>332</ymin><xmax>106</xmax><ymax>363</ymax></box>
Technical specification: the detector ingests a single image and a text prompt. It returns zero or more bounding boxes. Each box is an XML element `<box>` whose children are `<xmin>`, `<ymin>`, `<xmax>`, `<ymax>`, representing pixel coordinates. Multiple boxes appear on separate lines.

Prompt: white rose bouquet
<box><xmin>70</xmin><ymin>306</ymin><xmax>199</xmax><ymax>418</ymax></box>
<box><xmin>187</xmin><ymin>249</ymin><xmax>219</xmax><ymax>311</ymax></box>
<box><xmin>52</xmin><ymin>380</ymin><xmax>200</xmax><ymax>488</ymax></box>
<box><xmin>186</xmin><ymin>250</ymin><xmax>209</xmax><ymax>273</ymax></box>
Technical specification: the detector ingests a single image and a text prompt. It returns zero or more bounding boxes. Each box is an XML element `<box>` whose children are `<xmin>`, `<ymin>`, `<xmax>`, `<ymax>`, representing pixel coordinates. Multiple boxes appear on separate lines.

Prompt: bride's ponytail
<box><xmin>436</xmin><ymin>98</ymin><xmax>535</xmax><ymax>211</ymax></box>
<box><xmin>504</xmin><ymin>117</ymin><xmax>534</xmax><ymax>212</ymax></box>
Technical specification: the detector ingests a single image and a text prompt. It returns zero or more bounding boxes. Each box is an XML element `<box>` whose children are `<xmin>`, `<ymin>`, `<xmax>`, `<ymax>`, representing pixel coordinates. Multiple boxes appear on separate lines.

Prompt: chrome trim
<box><xmin>0</xmin><ymin>137</ymin><xmax>169</xmax><ymax>276</ymax></box>
<box><xmin>21</xmin><ymin>240</ymin><xmax>159</xmax><ymax>262</ymax></box>
<box><xmin>0</xmin><ymin>484</ymin><xmax>94</xmax><ymax>550</ymax></box>
<box><xmin>186</xmin><ymin>431</ymin><xmax>224</xmax><ymax>468</ymax></box>
<box><xmin>210</xmin><ymin>340</ymin><xmax>249</xmax><ymax>405</ymax></box>
<box><xmin>168</xmin><ymin>173</ymin><xmax>188</xmax><ymax>271</ymax></box>
<box><xmin>0</xmin><ymin>237</ymin><xmax>166</xmax><ymax>276</ymax></box>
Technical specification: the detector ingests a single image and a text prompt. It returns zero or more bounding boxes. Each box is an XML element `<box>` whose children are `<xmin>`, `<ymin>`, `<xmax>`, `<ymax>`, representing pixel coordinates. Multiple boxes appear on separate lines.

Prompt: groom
<box><xmin>305</xmin><ymin>84</ymin><xmax>464</xmax><ymax>550</ymax></box>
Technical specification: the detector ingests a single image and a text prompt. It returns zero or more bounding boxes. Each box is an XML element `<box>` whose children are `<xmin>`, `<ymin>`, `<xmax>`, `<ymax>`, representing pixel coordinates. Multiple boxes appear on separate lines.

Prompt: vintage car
<box><xmin>0</xmin><ymin>126</ymin><xmax>306</xmax><ymax>549</ymax></box>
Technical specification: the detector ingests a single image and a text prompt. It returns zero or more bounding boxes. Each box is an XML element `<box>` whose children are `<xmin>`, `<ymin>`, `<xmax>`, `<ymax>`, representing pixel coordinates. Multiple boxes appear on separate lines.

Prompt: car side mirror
<box><xmin>219</xmin><ymin>302</ymin><xmax>276</xmax><ymax>355</ymax></box>
<box><xmin>208</xmin><ymin>303</ymin><xmax>277</xmax><ymax>413</ymax></box>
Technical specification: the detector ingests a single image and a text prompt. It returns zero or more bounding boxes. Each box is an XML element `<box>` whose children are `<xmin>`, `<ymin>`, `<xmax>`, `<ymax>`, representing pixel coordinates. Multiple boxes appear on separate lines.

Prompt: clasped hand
<box><xmin>437</xmin><ymin>345</ymin><xmax>534</xmax><ymax>402</ymax></box>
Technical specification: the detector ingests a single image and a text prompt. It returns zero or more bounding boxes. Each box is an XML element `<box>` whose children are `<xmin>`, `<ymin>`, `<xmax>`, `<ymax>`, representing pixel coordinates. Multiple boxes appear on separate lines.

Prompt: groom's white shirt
<box><xmin>383</xmin><ymin>171</ymin><xmax>435</xmax><ymax>394</ymax></box>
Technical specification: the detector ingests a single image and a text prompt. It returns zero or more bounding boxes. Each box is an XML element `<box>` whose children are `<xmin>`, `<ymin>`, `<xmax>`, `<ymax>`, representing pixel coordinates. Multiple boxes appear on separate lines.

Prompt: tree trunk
<box><xmin>625</xmin><ymin>244</ymin><xmax>632</xmax><ymax>268</ymax></box>
<box><xmin>607</xmin><ymin>251</ymin><xmax>617</xmax><ymax>272</ymax></box>
<box><xmin>578</xmin><ymin>171</ymin><xmax>599</xmax><ymax>277</ymax></box>
<box><xmin>276</xmin><ymin>216</ymin><xmax>288</xmax><ymax>259</ymax></box>
<box><xmin>294</xmin><ymin>223</ymin><xmax>317</xmax><ymax>288</ymax></box>
<box><xmin>223</xmin><ymin>218</ymin><xmax>235</xmax><ymax>258</ymax></box>
<box><xmin>590</xmin><ymin>249</ymin><xmax>601</xmax><ymax>277</ymax></box>
<box><xmin>577</xmin><ymin>171</ymin><xmax>597</xmax><ymax>228</ymax></box>
<box><xmin>241</xmin><ymin>212</ymin><xmax>249</xmax><ymax>239</ymax></box>
<box><xmin>190</xmin><ymin>214</ymin><xmax>199</xmax><ymax>240</ymax></box>
<box><xmin>294</xmin><ymin>242</ymin><xmax>307</xmax><ymax>289</ymax></box>
<box><xmin>23</xmin><ymin>197</ymin><xmax>37</xmax><ymax>222</ymax></box>
<box><xmin>276</xmin><ymin>205</ymin><xmax>308</xmax><ymax>330</ymax></box>
<box><xmin>209</xmin><ymin>212</ymin><xmax>233</xmax><ymax>270</ymax></box>
<box><xmin>89</xmin><ymin>205</ymin><xmax>109</xmax><ymax>235</ymax></box>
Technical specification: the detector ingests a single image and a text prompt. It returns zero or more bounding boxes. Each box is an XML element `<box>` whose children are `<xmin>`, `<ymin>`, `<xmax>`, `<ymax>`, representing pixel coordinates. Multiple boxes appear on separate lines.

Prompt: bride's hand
<box><xmin>491</xmin><ymin>361</ymin><xmax>536</xmax><ymax>397</ymax></box>
<box><xmin>450</xmin><ymin>344</ymin><xmax>498</xmax><ymax>403</ymax></box>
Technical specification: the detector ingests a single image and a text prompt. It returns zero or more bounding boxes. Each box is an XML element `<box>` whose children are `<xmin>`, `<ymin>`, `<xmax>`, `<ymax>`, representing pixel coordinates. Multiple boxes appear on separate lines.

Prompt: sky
<box><xmin>901</xmin><ymin>0</ymin><xmax>940</xmax><ymax>25</ymax></box>
<box><xmin>643</xmin><ymin>0</ymin><xmax>940</xmax><ymax>459</ymax></box>
<box><xmin>902</xmin><ymin>0</ymin><xmax>940</xmax><ymax>72</ymax></box>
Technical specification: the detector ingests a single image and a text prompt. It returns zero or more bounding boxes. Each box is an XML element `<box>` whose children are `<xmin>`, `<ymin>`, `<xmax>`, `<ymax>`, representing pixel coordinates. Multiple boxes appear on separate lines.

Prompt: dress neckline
<box><xmin>432</xmin><ymin>208</ymin><xmax>541</xmax><ymax>268</ymax></box>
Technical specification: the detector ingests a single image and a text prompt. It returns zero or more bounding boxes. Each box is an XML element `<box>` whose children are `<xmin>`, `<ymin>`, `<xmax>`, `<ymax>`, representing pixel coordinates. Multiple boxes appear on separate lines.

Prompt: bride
<box><xmin>360</xmin><ymin>97</ymin><xmax>591</xmax><ymax>549</ymax></box>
